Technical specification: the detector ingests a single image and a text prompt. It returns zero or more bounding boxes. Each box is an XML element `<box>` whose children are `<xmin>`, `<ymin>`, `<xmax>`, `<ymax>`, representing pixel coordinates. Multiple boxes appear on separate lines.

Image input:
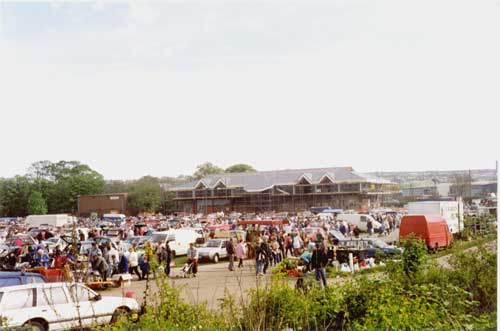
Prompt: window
<box><xmin>0</xmin><ymin>278</ymin><xmax>21</xmax><ymax>287</ymax></box>
<box><xmin>150</xmin><ymin>233</ymin><xmax>168</xmax><ymax>243</ymax></box>
<box><xmin>360</xmin><ymin>216</ymin><xmax>367</xmax><ymax>223</ymax></box>
<box><xmin>3</xmin><ymin>289</ymin><xmax>34</xmax><ymax>310</ymax></box>
<box><xmin>70</xmin><ymin>285</ymin><xmax>94</xmax><ymax>302</ymax></box>
<box><xmin>38</xmin><ymin>287</ymin><xmax>69</xmax><ymax>306</ymax></box>
<box><xmin>27</xmin><ymin>276</ymin><xmax>46</xmax><ymax>284</ymax></box>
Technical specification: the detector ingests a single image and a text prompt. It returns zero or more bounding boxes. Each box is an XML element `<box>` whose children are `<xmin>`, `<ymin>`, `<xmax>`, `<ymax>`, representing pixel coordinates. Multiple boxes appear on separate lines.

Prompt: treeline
<box><xmin>0</xmin><ymin>161</ymin><xmax>255</xmax><ymax>217</ymax></box>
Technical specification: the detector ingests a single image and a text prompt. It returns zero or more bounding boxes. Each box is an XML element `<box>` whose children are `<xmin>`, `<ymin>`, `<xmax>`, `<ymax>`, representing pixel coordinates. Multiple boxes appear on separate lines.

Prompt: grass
<box><xmin>431</xmin><ymin>234</ymin><xmax>496</xmax><ymax>258</ymax></box>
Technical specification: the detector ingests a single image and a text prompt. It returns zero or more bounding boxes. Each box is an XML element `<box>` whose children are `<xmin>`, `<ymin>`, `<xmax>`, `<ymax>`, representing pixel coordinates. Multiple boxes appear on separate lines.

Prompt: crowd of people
<box><xmin>0</xmin><ymin>210</ymin><xmax>402</xmax><ymax>287</ymax></box>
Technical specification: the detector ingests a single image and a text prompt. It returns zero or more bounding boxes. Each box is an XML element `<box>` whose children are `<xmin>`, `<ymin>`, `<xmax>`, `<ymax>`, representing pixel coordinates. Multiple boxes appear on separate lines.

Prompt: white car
<box><xmin>0</xmin><ymin>282</ymin><xmax>139</xmax><ymax>331</ymax></box>
<box><xmin>41</xmin><ymin>237</ymin><xmax>68</xmax><ymax>253</ymax></box>
<box><xmin>198</xmin><ymin>238</ymin><xmax>230</xmax><ymax>263</ymax></box>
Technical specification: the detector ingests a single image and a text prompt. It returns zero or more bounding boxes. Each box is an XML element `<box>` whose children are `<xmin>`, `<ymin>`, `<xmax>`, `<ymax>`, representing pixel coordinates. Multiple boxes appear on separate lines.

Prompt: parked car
<box><xmin>91</xmin><ymin>236</ymin><xmax>113</xmax><ymax>247</ymax></box>
<box><xmin>149</xmin><ymin>229</ymin><xmax>202</xmax><ymax>257</ymax></box>
<box><xmin>125</xmin><ymin>236</ymin><xmax>149</xmax><ymax>248</ymax></box>
<box><xmin>0</xmin><ymin>271</ymin><xmax>47</xmax><ymax>287</ymax></box>
<box><xmin>78</xmin><ymin>240</ymin><xmax>96</xmax><ymax>262</ymax></box>
<box><xmin>303</xmin><ymin>227</ymin><xmax>327</xmax><ymax>242</ymax></box>
<box><xmin>337</xmin><ymin>238</ymin><xmax>401</xmax><ymax>258</ymax></box>
<box><xmin>336</xmin><ymin>214</ymin><xmax>381</xmax><ymax>232</ymax></box>
<box><xmin>41</xmin><ymin>237</ymin><xmax>68</xmax><ymax>253</ymax></box>
<box><xmin>328</xmin><ymin>230</ymin><xmax>347</xmax><ymax>244</ymax></box>
<box><xmin>105</xmin><ymin>228</ymin><xmax>122</xmax><ymax>242</ymax></box>
<box><xmin>0</xmin><ymin>282</ymin><xmax>139</xmax><ymax>331</ymax></box>
<box><xmin>198</xmin><ymin>238</ymin><xmax>230</xmax><ymax>263</ymax></box>
<box><xmin>359</xmin><ymin>238</ymin><xmax>401</xmax><ymax>255</ymax></box>
<box><xmin>7</xmin><ymin>234</ymin><xmax>38</xmax><ymax>248</ymax></box>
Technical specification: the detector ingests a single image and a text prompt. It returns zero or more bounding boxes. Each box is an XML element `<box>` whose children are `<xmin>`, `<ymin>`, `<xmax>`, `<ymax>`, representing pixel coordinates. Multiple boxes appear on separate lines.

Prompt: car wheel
<box><xmin>213</xmin><ymin>254</ymin><xmax>219</xmax><ymax>263</ymax></box>
<box><xmin>23</xmin><ymin>320</ymin><xmax>46</xmax><ymax>331</ymax></box>
<box><xmin>111</xmin><ymin>307</ymin><xmax>130</xmax><ymax>323</ymax></box>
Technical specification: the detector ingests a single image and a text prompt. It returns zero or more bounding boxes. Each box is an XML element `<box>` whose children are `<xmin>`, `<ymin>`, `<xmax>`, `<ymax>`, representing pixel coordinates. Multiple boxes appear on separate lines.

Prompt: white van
<box><xmin>150</xmin><ymin>229</ymin><xmax>202</xmax><ymax>257</ymax></box>
<box><xmin>336</xmin><ymin>214</ymin><xmax>381</xmax><ymax>232</ymax></box>
<box><xmin>25</xmin><ymin>214</ymin><xmax>76</xmax><ymax>228</ymax></box>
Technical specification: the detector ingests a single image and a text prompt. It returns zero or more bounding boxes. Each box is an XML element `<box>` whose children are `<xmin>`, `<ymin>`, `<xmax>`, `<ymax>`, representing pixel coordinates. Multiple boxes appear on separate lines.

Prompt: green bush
<box><xmin>98</xmin><ymin>239</ymin><xmax>496</xmax><ymax>331</ymax></box>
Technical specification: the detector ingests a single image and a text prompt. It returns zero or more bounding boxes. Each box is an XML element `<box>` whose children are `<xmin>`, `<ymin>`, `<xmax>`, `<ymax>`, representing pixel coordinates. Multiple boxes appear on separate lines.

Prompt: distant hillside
<box><xmin>367</xmin><ymin>169</ymin><xmax>497</xmax><ymax>184</ymax></box>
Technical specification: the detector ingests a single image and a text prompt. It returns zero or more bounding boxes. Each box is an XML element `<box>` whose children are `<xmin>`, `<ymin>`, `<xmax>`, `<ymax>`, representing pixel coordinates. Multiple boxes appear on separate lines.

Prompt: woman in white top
<box><xmin>128</xmin><ymin>248</ymin><xmax>142</xmax><ymax>280</ymax></box>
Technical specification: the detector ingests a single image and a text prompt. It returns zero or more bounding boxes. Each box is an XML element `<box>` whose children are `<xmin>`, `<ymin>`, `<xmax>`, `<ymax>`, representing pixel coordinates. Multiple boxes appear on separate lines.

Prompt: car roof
<box><xmin>0</xmin><ymin>271</ymin><xmax>44</xmax><ymax>278</ymax></box>
<box><xmin>0</xmin><ymin>282</ymin><xmax>71</xmax><ymax>292</ymax></box>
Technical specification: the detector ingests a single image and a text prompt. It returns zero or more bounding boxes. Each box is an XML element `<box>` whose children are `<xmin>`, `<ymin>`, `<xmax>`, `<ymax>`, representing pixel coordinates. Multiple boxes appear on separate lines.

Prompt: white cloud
<box><xmin>128</xmin><ymin>3</ymin><xmax>160</xmax><ymax>26</ymax></box>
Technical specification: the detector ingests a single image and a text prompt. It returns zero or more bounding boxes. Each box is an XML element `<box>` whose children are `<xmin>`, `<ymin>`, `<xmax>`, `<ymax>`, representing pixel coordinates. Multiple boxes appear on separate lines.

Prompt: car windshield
<box><xmin>46</xmin><ymin>238</ymin><xmax>59</xmax><ymax>243</ymax></box>
<box><xmin>80</xmin><ymin>244</ymin><xmax>92</xmax><ymax>254</ymax></box>
<box><xmin>205</xmin><ymin>240</ymin><xmax>221</xmax><ymax>248</ymax></box>
<box><xmin>370</xmin><ymin>240</ymin><xmax>390</xmax><ymax>248</ymax></box>
<box><xmin>8</xmin><ymin>236</ymin><xmax>29</xmax><ymax>245</ymax></box>
<box><xmin>149</xmin><ymin>234</ymin><xmax>164</xmax><ymax>243</ymax></box>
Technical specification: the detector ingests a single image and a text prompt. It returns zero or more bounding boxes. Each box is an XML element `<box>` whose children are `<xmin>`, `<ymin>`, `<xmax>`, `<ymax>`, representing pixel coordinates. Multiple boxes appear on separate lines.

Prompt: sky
<box><xmin>0</xmin><ymin>0</ymin><xmax>499</xmax><ymax>180</ymax></box>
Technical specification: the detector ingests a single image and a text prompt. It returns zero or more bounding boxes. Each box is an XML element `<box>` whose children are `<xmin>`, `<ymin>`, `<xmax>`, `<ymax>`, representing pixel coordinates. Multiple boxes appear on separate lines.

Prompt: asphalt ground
<box><xmin>102</xmin><ymin>230</ymin><xmax>400</xmax><ymax>308</ymax></box>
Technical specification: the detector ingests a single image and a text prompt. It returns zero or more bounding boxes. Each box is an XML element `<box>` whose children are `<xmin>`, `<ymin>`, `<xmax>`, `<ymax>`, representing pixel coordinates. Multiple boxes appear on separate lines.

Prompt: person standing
<box><xmin>186</xmin><ymin>243</ymin><xmax>198</xmax><ymax>277</ymax></box>
<box><xmin>367</xmin><ymin>218</ymin><xmax>373</xmax><ymax>236</ymax></box>
<box><xmin>162</xmin><ymin>243</ymin><xmax>172</xmax><ymax>276</ymax></box>
<box><xmin>226</xmin><ymin>239</ymin><xmax>235</xmax><ymax>271</ymax></box>
<box><xmin>118</xmin><ymin>251</ymin><xmax>129</xmax><ymax>274</ymax></box>
<box><xmin>311</xmin><ymin>243</ymin><xmax>328</xmax><ymax>287</ymax></box>
<box><xmin>35</xmin><ymin>248</ymin><xmax>50</xmax><ymax>267</ymax></box>
<box><xmin>139</xmin><ymin>255</ymin><xmax>150</xmax><ymax>280</ymax></box>
<box><xmin>88</xmin><ymin>242</ymin><xmax>102</xmax><ymax>261</ymax></box>
<box><xmin>285</xmin><ymin>234</ymin><xmax>293</xmax><ymax>257</ymax></box>
<box><xmin>261</xmin><ymin>239</ymin><xmax>272</xmax><ymax>274</ymax></box>
<box><xmin>235</xmin><ymin>239</ymin><xmax>246</xmax><ymax>268</ymax></box>
<box><xmin>255</xmin><ymin>242</ymin><xmax>267</xmax><ymax>276</ymax></box>
<box><xmin>92</xmin><ymin>255</ymin><xmax>109</xmax><ymax>282</ymax></box>
<box><xmin>128</xmin><ymin>247</ymin><xmax>142</xmax><ymax>280</ymax></box>
<box><xmin>292</xmin><ymin>234</ymin><xmax>303</xmax><ymax>257</ymax></box>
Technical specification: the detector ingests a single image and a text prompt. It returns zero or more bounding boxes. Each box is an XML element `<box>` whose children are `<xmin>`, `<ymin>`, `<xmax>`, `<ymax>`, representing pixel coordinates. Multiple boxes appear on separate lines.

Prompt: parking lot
<box><xmin>104</xmin><ymin>260</ymin><xmax>269</xmax><ymax>309</ymax></box>
<box><xmin>103</xmin><ymin>230</ymin><xmax>399</xmax><ymax>309</ymax></box>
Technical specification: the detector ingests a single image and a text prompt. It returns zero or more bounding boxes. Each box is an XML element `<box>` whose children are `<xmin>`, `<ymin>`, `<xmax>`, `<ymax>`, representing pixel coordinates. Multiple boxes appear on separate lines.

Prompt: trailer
<box><xmin>406</xmin><ymin>201</ymin><xmax>463</xmax><ymax>234</ymax></box>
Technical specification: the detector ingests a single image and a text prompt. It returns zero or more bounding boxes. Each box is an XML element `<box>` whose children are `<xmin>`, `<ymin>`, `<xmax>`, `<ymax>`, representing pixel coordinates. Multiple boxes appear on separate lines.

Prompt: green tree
<box><xmin>128</xmin><ymin>176</ymin><xmax>162</xmax><ymax>214</ymax></box>
<box><xmin>0</xmin><ymin>176</ymin><xmax>32</xmax><ymax>216</ymax></box>
<box><xmin>102</xmin><ymin>180</ymin><xmax>132</xmax><ymax>194</ymax></box>
<box><xmin>225</xmin><ymin>163</ymin><xmax>256</xmax><ymax>173</ymax></box>
<box><xmin>401</xmin><ymin>235</ymin><xmax>428</xmax><ymax>280</ymax></box>
<box><xmin>27</xmin><ymin>191</ymin><xmax>48</xmax><ymax>215</ymax></box>
<box><xmin>27</xmin><ymin>160</ymin><xmax>105</xmax><ymax>213</ymax></box>
<box><xmin>159</xmin><ymin>191</ymin><xmax>176</xmax><ymax>215</ymax></box>
<box><xmin>193</xmin><ymin>162</ymin><xmax>224</xmax><ymax>179</ymax></box>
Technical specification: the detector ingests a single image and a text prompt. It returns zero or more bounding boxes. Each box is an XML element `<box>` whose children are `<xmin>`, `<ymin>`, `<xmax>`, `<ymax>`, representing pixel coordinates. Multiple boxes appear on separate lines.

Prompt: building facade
<box><xmin>172</xmin><ymin>167</ymin><xmax>397</xmax><ymax>214</ymax></box>
<box><xmin>77</xmin><ymin>193</ymin><xmax>129</xmax><ymax>216</ymax></box>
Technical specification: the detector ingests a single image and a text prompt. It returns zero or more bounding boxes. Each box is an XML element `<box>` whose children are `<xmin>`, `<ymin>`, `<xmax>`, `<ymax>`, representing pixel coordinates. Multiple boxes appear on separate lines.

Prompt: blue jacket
<box><xmin>35</xmin><ymin>253</ymin><xmax>50</xmax><ymax>267</ymax></box>
<box><xmin>118</xmin><ymin>255</ymin><xmax>129</xmax><ymax>273</ymax></box>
